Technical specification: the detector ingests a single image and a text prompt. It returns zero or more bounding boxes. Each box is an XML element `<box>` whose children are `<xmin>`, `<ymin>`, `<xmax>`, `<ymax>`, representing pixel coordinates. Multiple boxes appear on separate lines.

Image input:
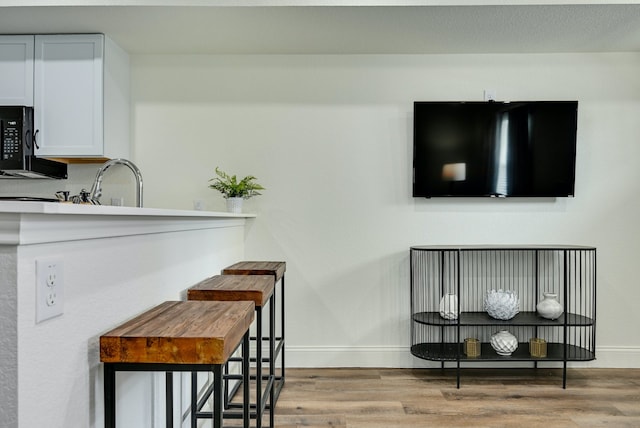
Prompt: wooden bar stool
<box><xmin>188</xmin><ymin>275</ymin><xmax>275</xmax><ymax>428</ymax></box>
<box><xmin>100</xmin><ymin>300</ymin><xmax>254</xmax><ymax>428</ymax></box>
<box><xmin>221</xmin><ymin>261</ymin><xmax>286</xmax><ymax>404</ymax></box>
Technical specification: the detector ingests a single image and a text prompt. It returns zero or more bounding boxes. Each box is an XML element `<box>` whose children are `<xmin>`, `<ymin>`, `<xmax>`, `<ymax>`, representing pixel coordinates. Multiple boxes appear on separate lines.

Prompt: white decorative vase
<box><xmin>536</xmin><ymin>292</ymin><xmax>564</xmax><ymax>320</ymax></box>
<box><xmin>439</xmin><ymin>293</ymin><xmax>458</xmax><ymax>320</ymax></box>
<box><xmin>490</xmin><ymin>330</ymin><xmax>518</xmax><ymax>356</ymax></box>
<box><xmin>226</xmin><ymin>197</ymin><xmax>243</xmax><ymax>213</ymax></box>
<box><xmin>484</xmin><ymin>289</ymin><xmax>520</xmax><ymax>320</ymax></box>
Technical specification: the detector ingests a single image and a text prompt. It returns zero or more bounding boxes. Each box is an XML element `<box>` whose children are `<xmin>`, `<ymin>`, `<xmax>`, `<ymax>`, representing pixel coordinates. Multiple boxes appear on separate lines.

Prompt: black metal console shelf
<box><xmin>410</xmin><ymin>245</ymin><xmax>596</xmax><ymax>388</ymax></box>
<box><xmin>411</xmin><ymin>342</ymin><xmax>595</xmax><ymax>362</ymax></box>
<box><xmin>413</xmin><ymin>311</ymin><xmax>594</xmax><ymax>326</ymax></box>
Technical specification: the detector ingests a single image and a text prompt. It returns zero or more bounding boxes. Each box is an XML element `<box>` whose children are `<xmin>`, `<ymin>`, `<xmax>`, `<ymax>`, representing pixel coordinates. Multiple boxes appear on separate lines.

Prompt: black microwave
<box><xmin>0</xmin><ymin>106</ymin><xmax>67</xmax><ymax>179</ymax></box>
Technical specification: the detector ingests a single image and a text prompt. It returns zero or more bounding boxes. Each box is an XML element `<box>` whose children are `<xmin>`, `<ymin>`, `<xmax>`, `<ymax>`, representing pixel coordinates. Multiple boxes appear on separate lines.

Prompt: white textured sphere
<box><xmin>490</xmin><ymin>330</ymin><xmax>519</xmax><ymax>356</ymax></box>
<box><xmin>484</xmin><ymin>289</ymin><xmax>520</xmax><ymax>320</ymax></box>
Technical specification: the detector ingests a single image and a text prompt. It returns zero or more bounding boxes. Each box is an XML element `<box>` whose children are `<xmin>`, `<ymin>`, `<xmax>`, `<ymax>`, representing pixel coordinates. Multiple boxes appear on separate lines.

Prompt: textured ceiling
<box><xmin>1</xmin><ymin>4</ymin><xmax>640</xmax><ymax>54</ymax></box>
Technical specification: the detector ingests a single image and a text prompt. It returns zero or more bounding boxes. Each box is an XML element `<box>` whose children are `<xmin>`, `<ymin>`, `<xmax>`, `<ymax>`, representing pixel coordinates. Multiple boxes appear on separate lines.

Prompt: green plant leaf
<box><xmin>208</xmin><ymin>166</ymin><xmax>265</xmax><ymax>199</ymax></box>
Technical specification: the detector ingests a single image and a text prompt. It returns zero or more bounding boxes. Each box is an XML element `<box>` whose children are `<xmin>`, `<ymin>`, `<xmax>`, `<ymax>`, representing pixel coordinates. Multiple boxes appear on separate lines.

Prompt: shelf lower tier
<box><xmin>411</xmin><ymin>342</ymin><xmax>595</xmax><ymax>362</ymax></box>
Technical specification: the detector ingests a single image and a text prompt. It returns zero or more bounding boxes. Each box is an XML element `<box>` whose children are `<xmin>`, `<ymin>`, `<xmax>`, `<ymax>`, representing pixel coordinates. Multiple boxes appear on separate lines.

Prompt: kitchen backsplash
<box><xmin>0</xmin><ymin>163</ymin><xmax>137</xmax><ymax>206</ymax></box>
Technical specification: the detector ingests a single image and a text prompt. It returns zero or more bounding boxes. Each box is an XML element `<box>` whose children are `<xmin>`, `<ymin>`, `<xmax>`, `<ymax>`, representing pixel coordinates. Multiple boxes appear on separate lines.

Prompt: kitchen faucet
<box><xmin>89</xmin><ymin>158</ymin><xmax>143</xmax><ymax>207</ymax></box>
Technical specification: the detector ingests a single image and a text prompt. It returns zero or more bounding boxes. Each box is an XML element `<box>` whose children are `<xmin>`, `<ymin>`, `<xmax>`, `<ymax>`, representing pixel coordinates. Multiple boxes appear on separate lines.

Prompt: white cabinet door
<box><xmin>0</xmin><ymin>35</ymin><xmax>34</xmax><ymax>106</ymax></box>
<box><xmin>34</xmin><ymin>34</ymin><xmax>104</xmax><ymax>156</ymax></box>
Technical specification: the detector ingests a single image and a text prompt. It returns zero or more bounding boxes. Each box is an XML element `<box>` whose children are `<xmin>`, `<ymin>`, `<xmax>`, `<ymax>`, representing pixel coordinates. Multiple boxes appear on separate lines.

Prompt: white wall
<box><xmin>128</xmin><ymin>52</ymin><xmax>640</xmax><ymax>367</ymax></box>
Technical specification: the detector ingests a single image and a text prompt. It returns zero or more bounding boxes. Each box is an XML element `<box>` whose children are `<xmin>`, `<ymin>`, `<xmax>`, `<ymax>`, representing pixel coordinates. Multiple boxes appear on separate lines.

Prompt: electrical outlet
<box><xmin>484</xmin><ymin>89</ymin><xmax>497</xmax><ymax>101</ymax></box>
<box><xmin>36</xmin><ymin>258</ymin><xmax>64</xmax><ymax>323</ymax></box>
<box><xmin>193</xmin><ymin>199</ymin><xmax>204</xmax><ymax>211</ymax></box>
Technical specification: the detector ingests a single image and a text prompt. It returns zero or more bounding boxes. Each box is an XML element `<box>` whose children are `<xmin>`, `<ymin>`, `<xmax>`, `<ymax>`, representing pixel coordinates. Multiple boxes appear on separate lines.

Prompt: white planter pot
<box><xmin>226</xmin><ymin>197</ymin><xmax>244</xmax><ymax>213</ymax></box>
<box><xmin>484</xmin><ymin>289</ymin><xmax>520</xmax><ymax>320</ymax></box>
<box><xmin>536</xmin><ymin>292</ymin><xmax>564</xmax><ymax>320</ymax></box>
<box><xmin>439</xmin><ymin>293</ymin><xmax>458</xmax><ymax>320</ymax></box>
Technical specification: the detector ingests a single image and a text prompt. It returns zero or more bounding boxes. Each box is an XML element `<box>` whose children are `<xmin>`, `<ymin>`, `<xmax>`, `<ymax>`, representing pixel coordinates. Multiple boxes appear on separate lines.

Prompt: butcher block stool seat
<box><xmin>100</xmin><ymin>300</ymin><xmax>254</xmax><ymax>428</ymax></box>
<box><xmin>221</xmin><ymin>262</ymin><xmax>286</xmax><ymax>403</ymax></box>
<box><xmin>222</xmin><ymin>261</ymin><xmax>286</xmax><ymax>283</ymax></box>
<box><xmin>189</xmin><ymin>275</ymin><xmax>275</xmax><ymax>428</ymax></box>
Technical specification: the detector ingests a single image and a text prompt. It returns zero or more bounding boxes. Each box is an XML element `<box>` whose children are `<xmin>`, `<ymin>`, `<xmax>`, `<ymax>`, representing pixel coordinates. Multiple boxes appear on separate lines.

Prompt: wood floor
<box><xmin>267</xmin><ymin>368</ymin><xmax>640</xmax><ymax>427</ymax></box>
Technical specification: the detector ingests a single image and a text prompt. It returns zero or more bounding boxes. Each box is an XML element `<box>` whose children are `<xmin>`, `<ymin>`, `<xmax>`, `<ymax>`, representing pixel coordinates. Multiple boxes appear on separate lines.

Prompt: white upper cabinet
<box><xmin>33</xmin><ymin>34</ymin><xmax>130</xmax><ymax>158</ymax></box>
<box><xmin>34</xmin><ymin>35</ymin><xmax>103</xmax><ymax>156</ymax></box>
<box><xmin>1</xmin><ymin>34</ymin><xmax>129</xmax><ymax>158</ymax></box>
<box><xmin>0</xmin><ymin>35</ymin><xmax>34</xmax><ymax>106</ymax></box>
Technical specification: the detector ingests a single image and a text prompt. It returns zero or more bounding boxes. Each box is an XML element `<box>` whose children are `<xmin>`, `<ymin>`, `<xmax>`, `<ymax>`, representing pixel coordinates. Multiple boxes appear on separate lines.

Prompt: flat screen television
<box><xmin>412</xmin><ymin>101</ymin><xmax>578</xmax><ymax>198</ymax></box>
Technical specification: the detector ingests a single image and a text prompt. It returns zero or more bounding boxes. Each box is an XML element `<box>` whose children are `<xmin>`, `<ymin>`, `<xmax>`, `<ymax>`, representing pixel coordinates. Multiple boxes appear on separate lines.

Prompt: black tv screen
<box><xmin>413</xmin><ymin>101</ymin><xmax>578</xmax><ymax>198</ymax></box>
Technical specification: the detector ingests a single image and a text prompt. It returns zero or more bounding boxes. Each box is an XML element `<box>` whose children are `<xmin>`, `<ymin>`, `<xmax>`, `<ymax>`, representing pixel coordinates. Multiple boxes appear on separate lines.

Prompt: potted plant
<box><xmin>208</xmin><ymin>167</ymin><xmax>265</xmax><ymax>213</ymax></box>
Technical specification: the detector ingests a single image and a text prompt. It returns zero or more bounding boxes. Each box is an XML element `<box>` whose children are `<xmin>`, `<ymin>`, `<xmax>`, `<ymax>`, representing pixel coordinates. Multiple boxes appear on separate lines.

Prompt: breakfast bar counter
<box><xmin>0</xmin><ymin>201</ymin><xmax>254</xmax><ymax>428</ymax></box>
<box><xmin>0</xmin><ymin>201</ymin><xmax>255</xmax><ymax>245</ymax></box>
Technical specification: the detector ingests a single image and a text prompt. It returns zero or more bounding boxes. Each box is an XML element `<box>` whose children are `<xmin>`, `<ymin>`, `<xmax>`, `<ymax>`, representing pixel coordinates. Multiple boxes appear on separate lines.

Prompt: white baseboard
<box><xmin>286</xmin><ymin>345</ymin><xmax>640</xmax><ymax>369</ymax></box>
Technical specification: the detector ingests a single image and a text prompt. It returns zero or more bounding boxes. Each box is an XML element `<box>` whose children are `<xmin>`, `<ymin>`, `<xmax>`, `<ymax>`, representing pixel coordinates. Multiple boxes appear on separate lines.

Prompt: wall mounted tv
<box><xmin>413</xmin><ymin>101</ymin><xmax>578</xmax><ymax>198</ymax></box>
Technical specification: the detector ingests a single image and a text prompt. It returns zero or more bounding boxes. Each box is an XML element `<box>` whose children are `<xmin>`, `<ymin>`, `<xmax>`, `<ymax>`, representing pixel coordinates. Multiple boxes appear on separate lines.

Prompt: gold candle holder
<box><xmin>529</xmin><ymin>338</ymin><xmax>547</xmax><ymax>358</ymax></box>
<box><xmin>464</xmin><ymin>338</ymin><xmax>481</xmax><ymax>358</ymax></box>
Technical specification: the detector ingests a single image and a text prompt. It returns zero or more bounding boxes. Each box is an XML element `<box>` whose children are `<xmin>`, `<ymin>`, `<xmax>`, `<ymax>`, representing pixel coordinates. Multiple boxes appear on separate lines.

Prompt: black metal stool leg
<box><xmin>243</xmin><ymin>331</ymin><xmax>250</xmax><ymax>428</ymax></box>
<box><xmin>224</xmin><ymin>361</ymin><xmax>231</xmax><ymax>409</ymax></box>
<box><xmin>104</xmin><ymin>364</ymin><xmax>116</xmax><ymax>428</ymax></box>
<box><xmin>274</xmin><ymin>275</ymin><xmax>285</xmax><ymax>402</ymax></box>
<box><xmin>191</xmin><ymin>372</ymin><xmax>197</xmax><ymax>428</ymax></box>
<box><xmin>281</xmin><ymin>275</ymin><xmax>285</xmax><ymax>386</ymax></box>
<box><xmin>256</xmin><ymin>306</ymin><xmax>263</xmax><ymax>428</ymax></box>
<box><xmin>269</xmin><ymin>286</ymin><xmax>276</xmax><ymax>427</ymax></box>
<box><xmin>213</xmin><ymin>364</ymin><xmax>224</xmax><ymax>428</ymax></box>
<box><xmin>166</xmin><ymin>372</ymin><xmax>173</xmax><ymax>428</ymax></box>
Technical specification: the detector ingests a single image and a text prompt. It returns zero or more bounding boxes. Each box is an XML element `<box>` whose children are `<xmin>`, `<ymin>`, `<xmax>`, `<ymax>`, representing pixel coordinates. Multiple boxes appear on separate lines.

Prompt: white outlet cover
<box><xmin>36</xmin><ymin>258</ymin><xmax>64</xmax><ymax>323</ymax></box>
<box><xmin>483</xmin><ymin>89</ymin><xmax>497</xmax><ymax>101</ymax></box>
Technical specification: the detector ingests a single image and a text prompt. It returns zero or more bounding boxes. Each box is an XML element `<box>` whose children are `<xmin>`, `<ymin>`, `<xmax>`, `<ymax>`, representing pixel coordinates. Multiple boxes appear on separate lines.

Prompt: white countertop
<box><xmin>0</xmin><ymin>201</ymin><xmax>255</xmax><ymax>245</ymax></box>
<box><xmin>0</xmin><ymin>201</ymin><xmax>255</xmax><ymax>218</ymax></box>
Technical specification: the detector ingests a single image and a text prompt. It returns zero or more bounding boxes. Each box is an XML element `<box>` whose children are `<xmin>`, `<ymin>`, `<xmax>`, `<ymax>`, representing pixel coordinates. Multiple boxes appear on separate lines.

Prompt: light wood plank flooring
<box><xmin>268</xmin><ymin>368</ymin><xmax>640</xmax><ymax>427</ymax></box>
